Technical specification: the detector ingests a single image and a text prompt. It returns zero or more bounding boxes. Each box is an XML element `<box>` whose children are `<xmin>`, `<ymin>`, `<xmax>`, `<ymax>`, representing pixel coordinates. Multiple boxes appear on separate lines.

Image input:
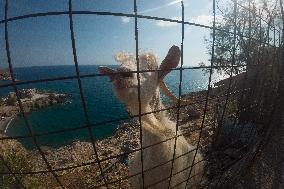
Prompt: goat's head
<box><xmin>99</xmin><ymin>45</ymin><xmax>180</xmax><ymax>113</ymax></box>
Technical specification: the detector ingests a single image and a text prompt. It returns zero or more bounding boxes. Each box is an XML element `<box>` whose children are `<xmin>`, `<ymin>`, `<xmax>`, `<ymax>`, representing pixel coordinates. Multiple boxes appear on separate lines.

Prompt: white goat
<box><xmin>99</xmin><ymin>46</ymin><xmax>204</xmax><ymax>189</ymax></box>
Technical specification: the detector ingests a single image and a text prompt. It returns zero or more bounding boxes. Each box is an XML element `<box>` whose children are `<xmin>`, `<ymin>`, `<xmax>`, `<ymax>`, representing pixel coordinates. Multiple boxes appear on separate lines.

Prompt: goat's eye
<box><xmin>121</xmin><ymin>72</ymin><xmax>133</xmax><ymax>78</ymax></box>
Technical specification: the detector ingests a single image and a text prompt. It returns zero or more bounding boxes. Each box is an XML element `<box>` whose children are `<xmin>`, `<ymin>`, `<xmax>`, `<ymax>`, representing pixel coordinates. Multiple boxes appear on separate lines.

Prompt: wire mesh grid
<box><xmin>0</xmin><ymin>0</ymin><xmax>283</xmax><ymax>188</ymax></box>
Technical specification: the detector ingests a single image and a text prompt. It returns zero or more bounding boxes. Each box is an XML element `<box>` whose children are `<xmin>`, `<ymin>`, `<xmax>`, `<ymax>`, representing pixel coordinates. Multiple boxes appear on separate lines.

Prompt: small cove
<box><xmin>1</xmin><ymin>65</ymin><xmax>226</xmax><ymax>149</ymax></box>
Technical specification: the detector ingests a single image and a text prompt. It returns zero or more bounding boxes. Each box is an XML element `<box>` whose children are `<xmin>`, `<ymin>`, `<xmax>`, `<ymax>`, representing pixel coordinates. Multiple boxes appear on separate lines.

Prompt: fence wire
<box><xmin>0</xmin><ymin>0</ymin><xmax>283</xmax><ymax>188</ymax></box>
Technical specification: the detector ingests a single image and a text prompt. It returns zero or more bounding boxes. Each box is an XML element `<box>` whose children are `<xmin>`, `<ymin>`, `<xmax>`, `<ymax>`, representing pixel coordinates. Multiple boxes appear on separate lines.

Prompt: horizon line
<box><xmin>1</xmin><ymin>64</ymin><xmax>199</xmax><ymax>69</ymax></box>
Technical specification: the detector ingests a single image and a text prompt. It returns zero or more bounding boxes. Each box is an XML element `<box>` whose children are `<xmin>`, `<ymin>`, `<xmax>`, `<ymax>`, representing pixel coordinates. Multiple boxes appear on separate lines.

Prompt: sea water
<box><xmin>0</xmin><ymin>65</ymin><xmax>225</xmax><ymax>149</ymax></box>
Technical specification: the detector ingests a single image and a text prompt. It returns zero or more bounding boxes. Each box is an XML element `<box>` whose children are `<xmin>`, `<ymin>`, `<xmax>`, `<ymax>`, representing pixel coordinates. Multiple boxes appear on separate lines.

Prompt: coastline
<box><xmin>0</xmin><ymin>68</ymin><xmax>260</xmax><ymax>188</ymax></box>
<box><xmin>0</xmin><ymin>87</ymin><xmax>221</xmax><ymax>188</ymax></box>
<box><xmin>0</xmin><ymin>116</ymin><xmax>15</xmax><ymax>134</ymax></box>
<box><xmin>0</xmin><ymin>88</ymin><xmax>68</xmax><ymax>135</ymax></box>
<box><xmin>4</xmin><ymin>116</ymin><xmax>15</xmax><ymax>133</ymax></box>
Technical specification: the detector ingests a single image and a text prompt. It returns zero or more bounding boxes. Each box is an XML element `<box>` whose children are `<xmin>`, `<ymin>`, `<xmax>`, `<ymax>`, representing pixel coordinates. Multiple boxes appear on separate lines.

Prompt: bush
<box><xmin>0</xmin><ymin>152</ymin><xmax>31</xmax><ymax>188</ymax></box>
<box><xmin>0</xmin><ymin>144</ymin><xmax>42</xmax><ymax>188</ymax></box>
<box><xmin>5</xmin><ymin>93</ymin><xmax>17</xmax><ymax>106</ymax></box>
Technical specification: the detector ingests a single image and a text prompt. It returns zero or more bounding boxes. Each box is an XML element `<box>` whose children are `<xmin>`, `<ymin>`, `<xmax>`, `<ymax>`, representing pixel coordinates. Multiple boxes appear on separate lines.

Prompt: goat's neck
<box><xmin>128</xmin><ymin>103</ymin><xmax>175</xmax><ymax>134</ymax></box>
<box><xmin>128</xmin><ymin>104</ymin><xmax>157</xmax><ymax>124</ymax></box>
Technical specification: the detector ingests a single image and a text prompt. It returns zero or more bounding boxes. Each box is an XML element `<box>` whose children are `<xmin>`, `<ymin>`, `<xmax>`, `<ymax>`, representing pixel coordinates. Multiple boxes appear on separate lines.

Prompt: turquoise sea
<box><xmin>0</xmin><ymin>65</ymin><xmax>225</xmax><ymax>149</ymax></box>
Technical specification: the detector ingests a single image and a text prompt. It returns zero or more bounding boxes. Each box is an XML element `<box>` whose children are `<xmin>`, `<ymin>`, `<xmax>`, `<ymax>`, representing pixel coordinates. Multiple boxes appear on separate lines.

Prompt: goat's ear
<box><xmin>158</xmin><ymin>45</ymin><xmax>180</xmax><ymax>80</ymax></box>
<box><xmin>98</xmin><ymin>66</ymin><xmax>116</xmax><ymax>81</ymax></box>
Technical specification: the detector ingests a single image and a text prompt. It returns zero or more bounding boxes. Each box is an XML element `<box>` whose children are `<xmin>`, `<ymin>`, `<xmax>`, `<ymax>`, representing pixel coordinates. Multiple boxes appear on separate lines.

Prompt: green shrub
<box><xmin>0</xmin><ymin>140</ymin><xmax>41</xmax><ymax>189</ymax></box>
<box><xmin>6</xmin><ymin>93</ymin><xmax>17</xmax><ymax>106</ymax></box>
<box><xmin>0</xmin><ymin>153</ymin><xmax>31</xmax><ymax>189</ymax></box>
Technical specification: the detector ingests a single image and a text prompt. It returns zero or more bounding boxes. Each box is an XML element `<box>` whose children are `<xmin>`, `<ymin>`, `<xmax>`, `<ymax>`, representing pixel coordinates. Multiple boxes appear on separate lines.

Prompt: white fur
<box><xmin>100</xmin><ymin>48</ymin><xmax>204</xmax><ymax>189</ymax></box>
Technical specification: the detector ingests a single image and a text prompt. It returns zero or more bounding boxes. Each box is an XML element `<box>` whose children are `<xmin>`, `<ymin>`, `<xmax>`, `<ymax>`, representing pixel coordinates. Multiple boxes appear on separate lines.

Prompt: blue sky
<box><xmin>0</xmin><ymin>0</ymin><xmax>216</xmax><ymax>68</ymax></box>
